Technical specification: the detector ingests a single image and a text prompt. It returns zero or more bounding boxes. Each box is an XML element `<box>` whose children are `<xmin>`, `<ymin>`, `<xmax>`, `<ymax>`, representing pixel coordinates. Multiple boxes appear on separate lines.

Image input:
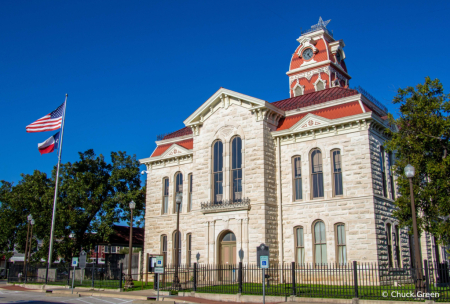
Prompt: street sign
<box><xmin>79</xmin><ymin>251</ymin><xmax>87</xmax><ymax>269</ymax></box>
<box><xmin>257</xmin><ymin>243</ymin><xmax>269</xmax><ymax>268</ymax></box>
<box><xmin>260</xmin><ymin>256</ymin><xmax>269</xmax><ymax>269</ymax></box>
<box><xmin>71</xmin><ymin>257</ymin><xmax>78</xmax><ymax>267</ymax></box>
<box><xmin>154</xmin><ymin>256</ymin><xmax>164</xmax><ymax>274</ymax></box>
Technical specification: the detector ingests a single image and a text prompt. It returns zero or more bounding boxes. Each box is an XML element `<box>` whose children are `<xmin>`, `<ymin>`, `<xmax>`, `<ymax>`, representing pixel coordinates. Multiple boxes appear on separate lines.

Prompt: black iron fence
<box><xmin>155</xmin><ymin>261</ymin><xmax>449</xmax><ymax>301</ymax></box>
<box><xmin>8</xmin><ymin>262</ymin><xmax>124</xmax><ymax>289</ymax></box>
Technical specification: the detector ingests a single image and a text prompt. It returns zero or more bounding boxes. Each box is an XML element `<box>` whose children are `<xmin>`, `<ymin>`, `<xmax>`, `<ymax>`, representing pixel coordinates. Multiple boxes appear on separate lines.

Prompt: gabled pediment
<box><xmin>291</xmin><ymin>113</ymin><xmax>332</xmax><ymax>132</ymax></box>
<box><xmin>183</xmin><ymin>88</ymin><xmax>284</xmax><ymax>130</ymax></box>
<box><xmin>160</xmin><ymin>144</ymin><xmax>191</xmax><ymax>158</ymax></box>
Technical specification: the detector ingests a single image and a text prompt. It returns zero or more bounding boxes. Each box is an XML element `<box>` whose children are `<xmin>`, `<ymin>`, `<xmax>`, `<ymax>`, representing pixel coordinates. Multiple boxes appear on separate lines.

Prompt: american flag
<box><xmin>26</xmin><ymin>102</ymin><xmax>66</xmax><ymax>133</ymax></box>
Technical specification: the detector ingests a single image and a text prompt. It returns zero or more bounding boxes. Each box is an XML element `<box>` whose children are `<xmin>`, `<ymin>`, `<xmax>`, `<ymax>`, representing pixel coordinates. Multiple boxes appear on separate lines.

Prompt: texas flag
<box><xmin>38</xmin><ymin>132</ymin><xmax>60</xmax><ymax>155</ymax></box>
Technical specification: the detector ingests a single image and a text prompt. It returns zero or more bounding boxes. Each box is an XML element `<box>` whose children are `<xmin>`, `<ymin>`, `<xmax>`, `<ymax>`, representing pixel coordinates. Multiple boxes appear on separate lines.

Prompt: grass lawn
<box><xmin>186</xmin><ymin>283</ymin><xmax>449</xmax><ymax>302</ymax></box>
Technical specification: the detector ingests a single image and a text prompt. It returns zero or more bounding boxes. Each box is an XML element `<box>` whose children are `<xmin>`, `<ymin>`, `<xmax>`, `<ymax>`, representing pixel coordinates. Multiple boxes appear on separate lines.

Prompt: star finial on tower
<box><xmin>312</xmin><ymin>17</ymin><xmax>331</xmax><ymax>29</ymax></box>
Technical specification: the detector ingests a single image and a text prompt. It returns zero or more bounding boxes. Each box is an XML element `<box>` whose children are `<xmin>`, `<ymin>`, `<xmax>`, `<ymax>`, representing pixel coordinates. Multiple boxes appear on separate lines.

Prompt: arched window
<box><xmin>231</xmin><ymin>137</ymin><xmax>242</xmax><ymax>201</ymax></box>
<box><xmin>188</xmin><ymin>174</ymin><xmax>193</xmax><ymax>212</ymax></box>
<box><xmin>161</xmin><ymin>235</ymin><xmax>167</xmax><ymax>266</ymax></box>
<box><xmin>335</xmin><ymin>223</ymin><xmax>346</xmax><ymax>265</ymax></box>
<box><xmin>315</xmin><ymin>79</ymin><xmax>325</xmax><ymax>91</ymax></box>
<box><xmin>294</xmin><ymin>85</ymin><xmax>303</xmax><ymax>97</ymax></box>
<box><xmin>186</xmin><ymin>233</ymin><xmax>192</xmax><ymax>267</ymax></box>
<box><xmin>295</xmin><ymin>226</ymin><xmax>305</xmax><ymax>264</ymax></box>
<box><xmin>162</xmin><ymin>177</ymin><xmax>169</xmax><ymax>214</ymax></box>
<box><xmin>395</xmin><ymin>226</ymin><xmax>402</xmax><ymax>268</ymax></box>
<box><xmin>174</xmin><ymin>172</ymin><xmax>183</xmax><ymax>213</ymax></box>
<box><xmin>380</xmin><ymin>147</ymin><xmax>387</xmax><ymax>197</ymax></box>
<box><xmin>331</xmin><ymin>149</ymin><xmax>343</xmax><ymax>196</ymax></box>
<box><xmin>310</xmin><ymin>149</ymin><xmax>324</xmax><ymax>198</ymax></box>
<box><xmin>212</xmin><ymin>141</ymin><xmax>224</xmax><ymax>203</ymax></box>
<box><xmin>292</xmin><ymin>156</ymin><xmax>302</xmax><ymax>200</ymax></box>
<box><xmin>386</xmin><ymin>223</ymin><xmax>393</xmax><ymax>267</ymax></box>
<box><xmin>313</xmin><ymin>221</ymin><xmax>327</xmax><ymax>265</ymax></box>
<box><xmin>172</xmin><ymin>231</ymin><xmax>181</xmax><ymax>266</ymax></box>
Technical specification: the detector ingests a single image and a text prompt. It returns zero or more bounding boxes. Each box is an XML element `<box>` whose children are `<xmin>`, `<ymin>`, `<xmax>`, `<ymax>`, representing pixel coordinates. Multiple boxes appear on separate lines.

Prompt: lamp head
<box><xmin>141</xmin><ymin>171</ymin><xmax>145</xmax><ymax>175</ymax></box>
<box><xmin>27</xmin><ymin>214</ymin><xmax>33</xmax><ymax>221</ymax></box>
<box><xmin>239</xmin><ymin>248</ymin><xmax>244</xmax><ymax>261</ymax></box>
<box><xmin>129</xmin><ymin>201</ymin><xmax>136</xmax><ymax>210</ymax></box>
<box><xmin>30</xmin><ymin>219</ymin><xmax>35</xmax><ymax>225</ymax></box>
<box><xmin>196</xmin><ymin>252</ymin><xmax>200</xmax><ymax>262</ymax></box>
<box><xmin>176</xmin><ymin>193</ymin><xmax>182</xmax><ymax>205</ymax></box>
<box><xmin>404</xmin><ymin>164</ymin><xmax>415</xmax><ymax>178</ymax></box>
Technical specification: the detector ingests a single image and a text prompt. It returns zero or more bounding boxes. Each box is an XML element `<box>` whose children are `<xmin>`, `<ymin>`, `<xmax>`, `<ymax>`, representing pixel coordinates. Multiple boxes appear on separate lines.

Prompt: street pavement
<box><xmin>0</xmin><ymin>289</ymin><xmax>138</xmax><ymax>304</ymax></box>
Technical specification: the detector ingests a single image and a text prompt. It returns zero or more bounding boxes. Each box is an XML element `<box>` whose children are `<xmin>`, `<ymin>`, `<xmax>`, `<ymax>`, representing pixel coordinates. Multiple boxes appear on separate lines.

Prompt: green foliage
<box><xmin>118</xmin><ymin>247</ymin><xmax>141</xmax><ymax>254</ymax></box>
<box><xmin>0</xmin><ymin>149</ymin><xmax>145</xmax><ymax>263</ymax></box>
<box><xmin>0</xmin><ymin>171</ymin><xmax>54</xmax><ymax>261</ymax></box>
<box><xmin>385</xmin><ymin>77</ymin><xmax>450</xmax><ymax>245</ymax></box>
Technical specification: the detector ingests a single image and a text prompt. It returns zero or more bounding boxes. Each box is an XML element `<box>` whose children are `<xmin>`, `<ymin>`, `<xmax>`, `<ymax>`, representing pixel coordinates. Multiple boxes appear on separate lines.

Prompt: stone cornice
<box><xmin>272</xmin><ymin>112</ymin><xmax>373</xmax><ymax>139</ymax></box>
<box><xmin>287</xmin><ymin>60</ymin><xmax>332</xmax><ymax>76</ymax></box>
<box><xmin>183</xmin><ymin>88</ymin><xmax>285</xmax><ymax>135</ymax></box>
<box><xmin>139</xmin><ymin>152</ymin><xmax>193</xmax><ymax>168</ymax></box>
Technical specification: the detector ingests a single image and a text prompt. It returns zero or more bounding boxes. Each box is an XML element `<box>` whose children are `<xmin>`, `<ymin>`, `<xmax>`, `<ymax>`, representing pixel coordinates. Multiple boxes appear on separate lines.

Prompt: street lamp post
<box><xmin>23</xmin><ymin>214</ymin><xmax>33</xmax><ymax>281</ymax></box>
<box><xmin>125</xmin><ymin>201</ymin><xmax>136</xmax><ymax>288</ymax></box>
<box><xmin>404</xmin><ymin>164</ymin><xmax>424</xmax><ymax>291</ymax></box>
<box><xmin>173</xmin><ymin>194</ymin><xmax>182</xmax><ymax>289</ymax></box>
<box><xmin>28</xmin><ymin>219</ymin><xmax>35</xmax><ymax>264</ymax></box>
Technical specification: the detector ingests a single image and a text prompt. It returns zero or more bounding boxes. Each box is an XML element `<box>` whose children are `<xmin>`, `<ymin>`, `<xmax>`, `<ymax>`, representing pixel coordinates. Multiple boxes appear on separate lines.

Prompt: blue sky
<box><xmin>1</xmin><ymin>0</ymin><xmax>449</xmax><ymax>185</ymax></box>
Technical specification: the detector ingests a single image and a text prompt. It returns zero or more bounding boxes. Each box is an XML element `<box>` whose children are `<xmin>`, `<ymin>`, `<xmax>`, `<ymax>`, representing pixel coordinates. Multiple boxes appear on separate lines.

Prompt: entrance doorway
<box><xmin>219</xmin><ymin>231</ymin><xmax>237</xmax><ymax>265</ymax></box>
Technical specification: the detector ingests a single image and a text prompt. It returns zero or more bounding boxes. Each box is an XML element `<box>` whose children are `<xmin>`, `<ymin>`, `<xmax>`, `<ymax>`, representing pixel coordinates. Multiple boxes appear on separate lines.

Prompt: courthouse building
<box><xmin>140</xmin><ymin>18</ymin><xmax>448</xmax><ymax>268</ymax></box>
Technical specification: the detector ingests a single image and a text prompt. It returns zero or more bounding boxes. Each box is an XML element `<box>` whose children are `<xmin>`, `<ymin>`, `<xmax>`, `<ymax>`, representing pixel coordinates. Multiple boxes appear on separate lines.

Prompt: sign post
<box><xmin>257</xmin><ymin>244</ymin><xmax>269</xmax><ymax>304</ymax></box>
<box><xmin>79</xmin><ymin>251</ymin><xmax>86</xmax><ymax>285</ymax></box>
<box><xmin>154</xmin><ymin>256</ymin><xmax>164</xmax><ymax>301</ymax></box>
<box><xmin>71</xmin><ymin>257</ymin><xmax>78</xmax><ymax>294</ymax></box>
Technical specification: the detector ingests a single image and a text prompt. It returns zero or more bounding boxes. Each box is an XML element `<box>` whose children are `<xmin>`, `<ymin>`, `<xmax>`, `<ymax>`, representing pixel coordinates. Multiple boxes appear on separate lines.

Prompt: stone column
<box><xmin>243</xmin><ymin>218</ymin><xmax>249</xmax><ymax>264</ymax></box>
<box><xmin>210</xmin><ymin>221</ymin><xmax>216</xmax><ymax>264</ymax></box>
<box><xmin>276</xmin><ymin>137</ymin><xmax>284</xmax><ymax>282</ymax></box>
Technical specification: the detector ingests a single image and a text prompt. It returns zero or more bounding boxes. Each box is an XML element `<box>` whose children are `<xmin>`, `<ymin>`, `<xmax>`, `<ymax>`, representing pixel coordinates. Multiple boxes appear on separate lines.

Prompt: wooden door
<box><xmin>219</xmin><ymin>232</ymin><xmax>236</xmax><ymax>281</ymax></box>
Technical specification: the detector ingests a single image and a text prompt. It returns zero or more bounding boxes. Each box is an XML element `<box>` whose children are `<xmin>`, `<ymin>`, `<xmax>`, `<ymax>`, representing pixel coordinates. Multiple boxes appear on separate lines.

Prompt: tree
<box><xmin>0</xmin><ymin>171</ymin><xmax>54</xmax><ymax>262</ymax></box>
<box><xmin>0</xmin><ymin>149</ymin><xmax>145</xmax><ymax>263</ymax></box>
<box><xmin>385</xmin><ymin>77</ymin><xmax>450</xmax><ymax>245</ymax></box>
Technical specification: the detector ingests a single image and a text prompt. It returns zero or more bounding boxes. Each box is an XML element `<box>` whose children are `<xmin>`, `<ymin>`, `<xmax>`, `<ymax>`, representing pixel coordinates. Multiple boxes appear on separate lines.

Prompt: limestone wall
<box><xmin>279</xmin><ymin>129</ymin><xmax>379</xmax><ymax>264</ymax></box>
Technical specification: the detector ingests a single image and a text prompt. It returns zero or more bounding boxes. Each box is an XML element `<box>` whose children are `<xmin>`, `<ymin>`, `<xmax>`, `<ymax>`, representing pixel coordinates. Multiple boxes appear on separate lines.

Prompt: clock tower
<box><xmin>288</xmin><ymin>17</ymin><xmax>351</xmax><ymax>97</ymax></box>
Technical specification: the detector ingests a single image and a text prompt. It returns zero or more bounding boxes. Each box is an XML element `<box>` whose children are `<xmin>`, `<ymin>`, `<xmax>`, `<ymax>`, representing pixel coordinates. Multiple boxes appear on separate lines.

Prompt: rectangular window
<box><xmin>336</xmin><ymin>224</ymin><xmax>346</xmax><ymax>265</ymax></box>
<box><xmin>187</xmin><ymin>234</ymin><xmax>192</xmax><ymax>267</ymax></box>
<box><xmin>163</xmin><ymin>178</ymin><xmax>169</xmax><ymax>214</ymax></box>
<box><xmin>388</xmin><ymin>152</ymin><xmax>395</xmax><ymax>200</ymax></box>
<box><xmin>111</xmin><ymin>246</ymin><xmax>116</xmax><ymax>254</ymax></box>
<box><xmin>293</xmin><ymin>157</ymin><xmax>302</xmax><ymax>200</ymax></box>
<box><xmin>380</xmin><ymin>147</ymin><xmax>387</xmax><ymax>197</ymax></box>
<box><xmin>387</xmin><ymin>224</ymin><xmax>393</xmax><ymax>267</ymax></box>
<box><xmin>332</xmin><ymin>150</ymin><xmax>343</xmax><ymax>196</ymax></box>
<box><xmin>162</xmin><ymin>235</ymin><xmax>167</xmax><ymax>266</ymax></box>
<box><xmin>311</xmin><ymin>150</ymin><xmax>324</xmax><ymax>199</ymax></box>
<box><xmin>231</xmin><ymin>137</ymin><xmax>243</xmax><ymax>201</ymax></box>
<box><xmin>395</xmin><ymin>226</ymin><xmax>402</xmax><ymax>268</ymax></box>
<box><xmin>188</xmin><ymin>174</ymin><xmax>193</xmax><ymax>212</ymax></box>
<box><xmin>295</xmin><ymin>227</ymin><xmax>305</xmax><ymax>264</ymax></box>
<box><xmin>213</xmin><ymin>142</ymin><xmax>224</xmax><ymax>203</ymax></box>
<box><xmin>104</xmin><ymin>246</ymin><xmax>109</xmax><ymax>253</ymax></box>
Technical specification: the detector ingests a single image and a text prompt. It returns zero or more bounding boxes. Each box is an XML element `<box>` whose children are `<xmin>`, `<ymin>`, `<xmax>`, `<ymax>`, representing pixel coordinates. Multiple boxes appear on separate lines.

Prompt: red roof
<box><xmin>151</xmin><ymin>138</ymin><xmax>194</xmax><ymax>157</ymax></box>
<box><xmin>162</xmin><ymin>126</ymin><xmax>192</xmax><ymax>140</ymax></box>
<box><xmin>290</xmin><ymin>39</ymin><xmax>329</xmax><ymax>71</ymax></box>
<box><xmin>272</xmin><ymin>87</ymin><xmax>359</xmax><ymax>111</ymax></box>
<box><xmin>277</xmin><ymin>101</ymin><xmax>363</xmax><ymax>131</ymax></box>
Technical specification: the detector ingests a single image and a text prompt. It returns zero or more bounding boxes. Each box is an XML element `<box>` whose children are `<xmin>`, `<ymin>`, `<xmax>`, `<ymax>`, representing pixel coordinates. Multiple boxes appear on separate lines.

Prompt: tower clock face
<box><xmin>302</xmin><ymin>48</ymin><xmax>313</xmax><ymax>60</ymax></box>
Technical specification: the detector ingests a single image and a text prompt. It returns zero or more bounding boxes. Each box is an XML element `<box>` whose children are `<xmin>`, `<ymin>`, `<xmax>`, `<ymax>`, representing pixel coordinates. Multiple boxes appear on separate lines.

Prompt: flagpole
<box><xmin>45</xmin><ymin>94</ymin><xmax>67</xmax><ymax>284</ymax></box>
